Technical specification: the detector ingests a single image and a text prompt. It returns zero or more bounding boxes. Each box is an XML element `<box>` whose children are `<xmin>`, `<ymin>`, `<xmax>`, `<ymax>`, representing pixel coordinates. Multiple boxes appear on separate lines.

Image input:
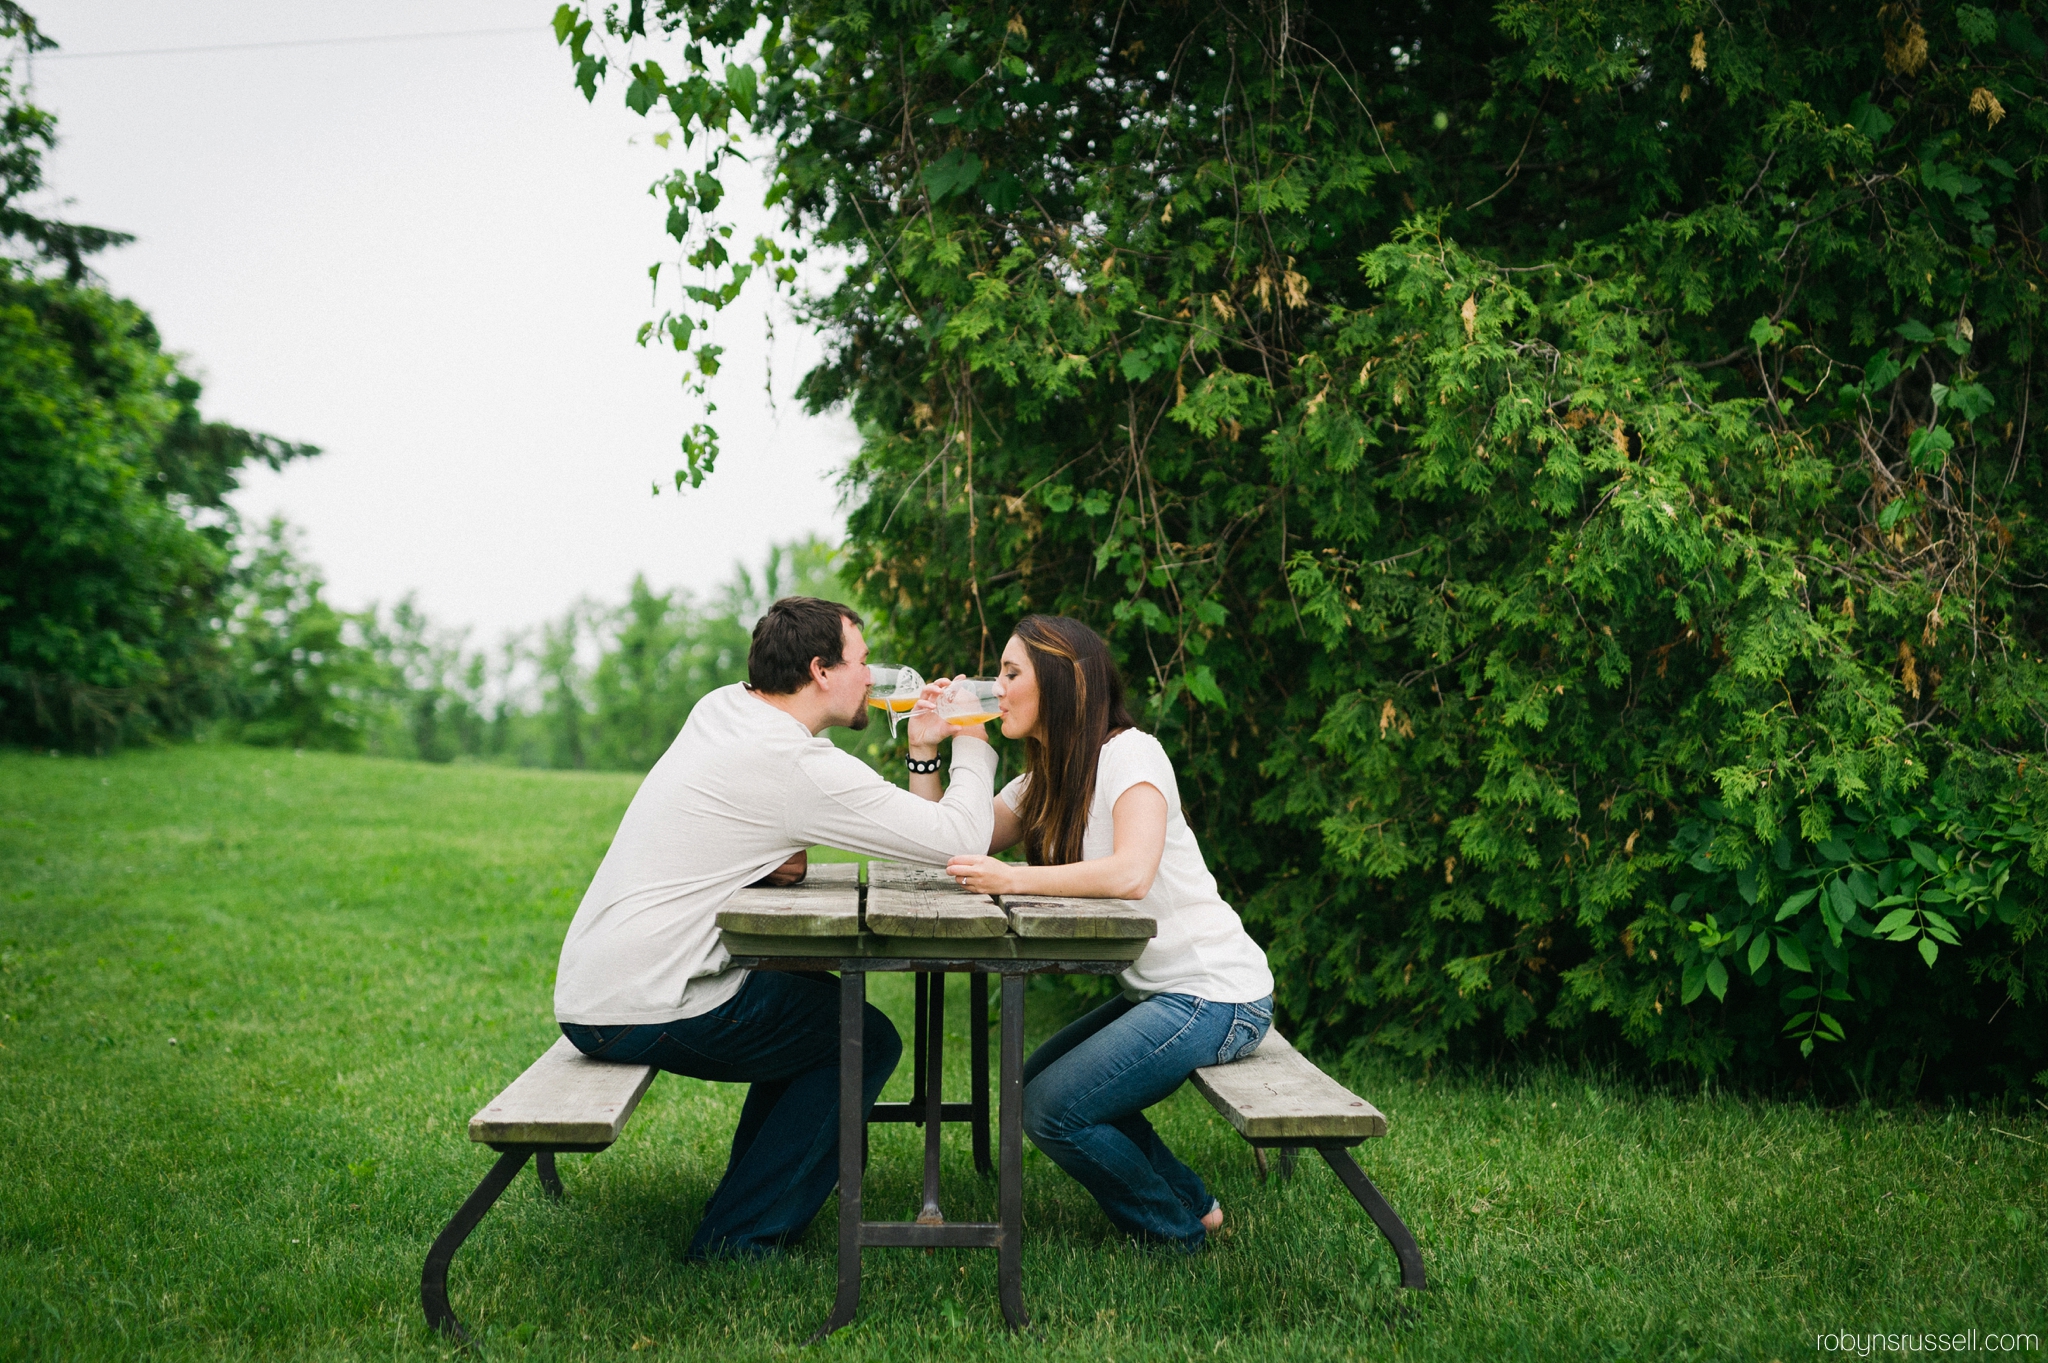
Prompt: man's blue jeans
<box><xmin>561</xmin><ymin>970</ymin><xmax>902</xmax><ymax>1259</ymax></box>
<box><xmin>1022</xmin><ymin>991</ymin><xmax>1272</xmax><ymax>1251</ymax></box>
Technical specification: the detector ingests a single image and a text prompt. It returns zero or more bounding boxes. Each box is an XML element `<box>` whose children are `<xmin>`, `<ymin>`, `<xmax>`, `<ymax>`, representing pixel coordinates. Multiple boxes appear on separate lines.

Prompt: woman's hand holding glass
<box><xmin>906</xmin><ymin>674</ymin><xmax>990</xmax><ymax>751</ymax></box>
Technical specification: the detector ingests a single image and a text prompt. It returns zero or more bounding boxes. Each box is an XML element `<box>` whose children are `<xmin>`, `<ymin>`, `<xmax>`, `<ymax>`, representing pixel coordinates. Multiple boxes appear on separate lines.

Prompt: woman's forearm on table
<box><xmin>1000</xmin><ymin>855</ymin><xmax>1152</xmax><ymax>901</ymax></box>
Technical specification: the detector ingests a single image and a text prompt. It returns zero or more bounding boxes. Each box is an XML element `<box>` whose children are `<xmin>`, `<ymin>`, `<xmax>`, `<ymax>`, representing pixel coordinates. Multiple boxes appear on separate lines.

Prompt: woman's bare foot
<box><xmin>1200</xmin><ymin>1200</ymin><xmax>1223</xmax><ymax>1233</ymax></box>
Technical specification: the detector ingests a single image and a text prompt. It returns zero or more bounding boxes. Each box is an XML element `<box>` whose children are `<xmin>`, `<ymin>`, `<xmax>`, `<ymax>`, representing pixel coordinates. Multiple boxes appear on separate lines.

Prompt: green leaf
<box><xmin>1681</xmin><ymin>960</ymin><xmax>1705</xmax><ymax>1004</ymax></box>
<box><xmin>1828</xmin><ymin>877</ymin><xmax>1857</xmax><ymax>923</ymax></box>
<box><xmin>1705</xmin><ymin>958</ymin><xmax>1728</xmax><ymax>1002</ymax></box>
<box><xmin>1918</xmin><ymin>936</ymin><xmax>1939</xmax><ymax>968</ymax></box>
<box><xmin>922</xmin><ymin>149</ymin><xmax>983</xmax><ymax>201</ymax></box>
<box><xmin>1920</xmin><ymin>161</ymin><xmax>1983</xmax><ymax>200</ymax></box>
<box><xmin>980</xmin><ymin>170</ymin><xmax>1024</xmax><ymax>214</ymax></box>
<box><xmin>1945</xmin><ymin>383</ymin><xmax>1995</xmax><ymax>421</ymax></box>
<box><xmin>1818</xmin><ymin>836</ymin><xmax>1852</xmax><ymax>863</ymax></box>
<box><xmin>1747</xmin><ymin>934</ymin><xmax>1771</xmax><ymax>974</ymax></box>
<box><xmin>551</xmin><ymin>4</ymin><xmax>577</xmax><ymax>43</ymax></box>
<box><xmin>1847</xmin><ymin>867</ymin><xmax>1879</xmax><ymax>907</ymax></box>
<box><xmin>1897</xmin><ymin>319</ymin><xmax>1940</xmax><ymax>344</ymax></box>
<box><xmin>1909</xmin><ymin>841</ymin><xmax>1940</xmax><ymax>873</ymax></box>
<box><xmin>1777</xmin><ymin>888</ymin><xmax>1817</xmax><ymax>921</ymax></box>
<box><xmin>1186</xmin><ymin>664</ymin><xmax>1225</xmax><ymax>708</ymax></box>
<box><xmin>1748</xmin><ymin>315</ymin><xmax>1786</xmax><ymax>348</ymax></box>
<box><xmin>1872</xmin><ymin>908</ymin><xmax>1917</xmax><ymax>935</ymax></box>
<box><xmin>1848</xmin><ymin>95</ymin><xmax>1895</xmax><ymax>142</ymax></box>
<box><xmin>1906</xmin><ymin>425</ymin><xmax>1954</xmax><ymax>471</ymax></box>
<box><xmin>1039</xmin><ymin>484</ymin><xmax>1074</xmax><ymax>513</ymax></box>
<box><xmin>1957</xmin><ymin>4</ymin><xmax>1998</xmax><ymax>43</ymax></box>
<box><xmin>725</xmin><ymin>63</ymin><xmax>758</xmax><ymax>122</ymax></box>
<box><xmin>1736</xmin><ymin>862</ymin><xmax>1759</xmax><ymax>905</ymax></box>
<box><xmin>1878</xmin><ymin>497</ymin><xmax>1911</xmax><ymax>532</ymax></box>
<box><xmin>1777</xmin><ymin>935</ymin><xmax>1813</xmax><ymax>973</ymax></box>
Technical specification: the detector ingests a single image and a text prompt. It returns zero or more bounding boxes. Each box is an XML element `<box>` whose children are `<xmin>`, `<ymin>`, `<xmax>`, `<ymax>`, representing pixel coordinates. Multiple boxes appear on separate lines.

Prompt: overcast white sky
<box><xmin>24</xmin><ymin>1</ymin><xmax>857</xmax><ymax>648</ymax></box>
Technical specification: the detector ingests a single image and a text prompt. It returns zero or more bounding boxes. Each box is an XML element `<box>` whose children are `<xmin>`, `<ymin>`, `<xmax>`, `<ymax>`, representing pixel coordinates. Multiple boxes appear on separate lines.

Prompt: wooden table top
<box><xmin>716</xmin><ymin>858</ymin><xmax>1156</xmax><ymax>963</ymax></box>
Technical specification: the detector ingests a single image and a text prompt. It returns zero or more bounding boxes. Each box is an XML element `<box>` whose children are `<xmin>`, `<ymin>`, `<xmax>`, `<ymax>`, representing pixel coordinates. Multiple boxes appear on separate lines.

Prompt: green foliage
<box><xmin>0</xmin><ymin>15</ymin><xmax>317</xmax><ymax>747</ymax></box>
<box><xmin>217</xmin><ymin>520</ymin><xmax>381</xmax><ymax>751</ymax></box>
<box><xmin>0</xmin><ymin>4</ymin><xmax>131</xmax><ymax>278</ymax></box>
<box><xmin>215</xmin><ymin>531</ymin><xmax>865</xmax><ymax>774</ymax></box>
<box><xmin>0</xmin><ymin>270</ymin><xmax>314</xmax><ymax>745</ymax></box>
<box><xmin>570</xmin><ymin>0</ymin><xmax>2048</xmax><ymax>1093</ymax></box>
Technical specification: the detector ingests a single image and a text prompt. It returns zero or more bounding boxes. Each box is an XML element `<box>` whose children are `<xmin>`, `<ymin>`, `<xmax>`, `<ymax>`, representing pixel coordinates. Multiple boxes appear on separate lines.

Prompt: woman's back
<box><xmin>1003</xmin><ymin>728</ymin><xmax>1272</xmax><ymax>1004</ymax></box>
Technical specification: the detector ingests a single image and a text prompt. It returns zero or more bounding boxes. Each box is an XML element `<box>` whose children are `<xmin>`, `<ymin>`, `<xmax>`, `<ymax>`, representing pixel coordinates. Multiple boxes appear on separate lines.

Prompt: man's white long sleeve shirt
<box><xmin>553</xmin><ymin>683</ymin><xmax>997</xmax><ymax>1025</ymax></box>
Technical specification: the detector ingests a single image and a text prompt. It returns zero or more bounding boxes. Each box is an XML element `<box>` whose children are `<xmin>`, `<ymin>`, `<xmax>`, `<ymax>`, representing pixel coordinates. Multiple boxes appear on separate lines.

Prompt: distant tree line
<box><xmin>220</xmin><ymin>524</ymin><xmax>859</xmax><ymax>773</ymax></box>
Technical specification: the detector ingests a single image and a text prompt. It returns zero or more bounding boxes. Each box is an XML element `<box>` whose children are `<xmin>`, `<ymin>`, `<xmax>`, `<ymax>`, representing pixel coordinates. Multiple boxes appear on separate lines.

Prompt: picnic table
<box><xmin>422</xmin><ymin>859</ymin><xmax>1423</xmax><ymax>1343</ymax></box>
<box><xmin>716</xmin><ymin>858</ymin><xmax>1156</xmax><ymax>1338</ymax></box>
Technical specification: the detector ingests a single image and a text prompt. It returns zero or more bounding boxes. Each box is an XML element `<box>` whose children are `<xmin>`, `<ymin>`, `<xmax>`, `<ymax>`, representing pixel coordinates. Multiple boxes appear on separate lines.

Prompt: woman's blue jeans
<box><xmin>561</xmin><ymin>970</ymin><xmax>902</xmax><ymax>1259</ymax></box>
<box><xmin>1022</xmin><ymin>991</ymin><xmax>1272</xmax><ymax>1251</ymax></box>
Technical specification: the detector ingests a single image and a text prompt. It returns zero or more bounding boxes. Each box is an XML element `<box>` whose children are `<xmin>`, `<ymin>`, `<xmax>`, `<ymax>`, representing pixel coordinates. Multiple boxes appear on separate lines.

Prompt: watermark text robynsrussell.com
<box><xmin>1816</xmin><ymin>1332</ymin><xmax>2040</xmax><ymax>1356</ymax></box>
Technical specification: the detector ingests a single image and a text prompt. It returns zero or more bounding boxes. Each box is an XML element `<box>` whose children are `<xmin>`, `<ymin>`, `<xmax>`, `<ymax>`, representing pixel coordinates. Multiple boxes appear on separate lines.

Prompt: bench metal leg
<box><xmin>421</xmin><ymin>1148</ymin><xmax>531</xmax><ymax>1342</ymax></box>
<box><xmin>809</xmin><ymin>969</ymin><xmax>867</xmax><ymax>1343</ymax></box>
<box><xmin>1318</xmin><ymin>1148</ymin><xmax>1426</xmax><ymax>1290</ymax></box>
<box><xmin>1252</xmin><ymin>1145</ymin><xmax>1300</xmax><ymax>1184</ymax></box>
<box><xmin>971</xmin><ymin>972</ymin><xmax>991</xmax><ymax>1176</ymax></box>
<box><xmin>535</xmin><ymin>1150</ymin><xmax>564</xmax><ymax>1202</ymax></box>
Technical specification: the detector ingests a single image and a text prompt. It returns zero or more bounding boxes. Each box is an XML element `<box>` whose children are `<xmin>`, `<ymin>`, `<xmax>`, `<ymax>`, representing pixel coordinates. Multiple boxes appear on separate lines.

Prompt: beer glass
<box><xmin>936</xmin><ymin>678</ymin><xmax>1002</xmax><ymax>729</ymax></box>
<box><xmin>866</xmin><ymin>665</ymin><xmax>924</xmax><ymax>735</ymax></box>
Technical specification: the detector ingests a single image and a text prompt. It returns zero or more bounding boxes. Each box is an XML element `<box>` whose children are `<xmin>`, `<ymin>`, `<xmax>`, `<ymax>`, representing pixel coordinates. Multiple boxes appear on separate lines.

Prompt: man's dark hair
<box><xmin>747</xmin><ymin>596</ymin><xmax>865</xmax><ymax>695</ymax></box>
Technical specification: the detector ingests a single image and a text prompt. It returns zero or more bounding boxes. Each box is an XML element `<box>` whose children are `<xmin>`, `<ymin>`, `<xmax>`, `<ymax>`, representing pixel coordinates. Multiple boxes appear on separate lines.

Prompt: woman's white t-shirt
<box><xmin>998</xmin><ymin>730</ymin><xmax>1273</xmax><ymax>1004</ymax></box>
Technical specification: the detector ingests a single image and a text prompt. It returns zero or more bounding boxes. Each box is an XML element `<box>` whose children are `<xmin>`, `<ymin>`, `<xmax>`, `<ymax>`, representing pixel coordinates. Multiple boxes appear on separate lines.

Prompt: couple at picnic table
<box><xmin>551</xmin><ymin>596</ymin><xmax>1274</xmax><ymax>1260</ymax></box>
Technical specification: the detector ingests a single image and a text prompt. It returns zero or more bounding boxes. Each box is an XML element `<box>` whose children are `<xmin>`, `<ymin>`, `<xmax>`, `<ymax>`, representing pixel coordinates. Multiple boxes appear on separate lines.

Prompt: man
<box><xmin>553</xmin><ymin>596</ymin><xmax>993</xmax><ymax>1257</ymax></box>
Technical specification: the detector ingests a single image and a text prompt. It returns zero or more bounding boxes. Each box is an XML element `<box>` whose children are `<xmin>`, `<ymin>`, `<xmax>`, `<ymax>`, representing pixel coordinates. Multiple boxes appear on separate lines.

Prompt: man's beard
<box><xmin>844</xmin><ymin>701</ymin><xmax>871</xmax><ymax>732</ymax></box>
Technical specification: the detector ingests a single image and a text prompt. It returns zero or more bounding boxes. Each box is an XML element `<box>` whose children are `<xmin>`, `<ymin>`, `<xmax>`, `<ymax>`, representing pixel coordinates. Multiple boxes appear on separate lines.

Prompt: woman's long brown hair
<box><xmin>1011</xmin><ymin>616</ymin><xmax>1137</xmax><ymax>866</ymax></box>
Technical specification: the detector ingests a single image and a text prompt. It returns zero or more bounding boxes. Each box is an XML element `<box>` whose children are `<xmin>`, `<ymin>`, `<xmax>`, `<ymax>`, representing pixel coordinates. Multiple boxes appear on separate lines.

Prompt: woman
<box><xmin>945</xmin><ymin>615</ymin><xmax>1274</xmax><ymax>1251</ymax></box>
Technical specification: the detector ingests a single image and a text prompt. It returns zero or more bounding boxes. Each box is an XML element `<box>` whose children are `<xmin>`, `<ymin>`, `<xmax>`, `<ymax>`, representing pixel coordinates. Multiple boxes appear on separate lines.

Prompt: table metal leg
<box><xmin>810</xmin><ymin>970</ymin><xmax>866</xmax><ymax>1343</ymax></box>
<box><xmin>970</xmin><ymin>972</ymin><xmax>991</xmax><ymax>1176</ymax></box>
<box><xmin>997</xmin><ymin>973</ymin><xmax>1029</xmax><ymax>1331</ymax></box>
<box><xmin>918</xmin><ymin>970</ymin><xmax>946</xmax><ymax>1224</ymax></box>
<box><xmin>911</xmin><ymin>972</ymin><xmax>928</xmax><ymax>1113</ymax></box>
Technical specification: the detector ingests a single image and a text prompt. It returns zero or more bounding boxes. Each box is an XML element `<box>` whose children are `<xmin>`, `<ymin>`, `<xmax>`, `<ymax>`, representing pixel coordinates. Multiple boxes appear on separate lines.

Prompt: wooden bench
<box><xmin>420</xmin><ymin>864</ymin><xmax>866</xmax><ymax>1342</ymax></box>
<box><xmin>420</xmin><ymin>1038</ymin><xmax>660</xmax><ymax>1341</ymax></box>
<box><xmin>1191</xmin><ymin>1030</ymin><xmax>1425</xmax><ymax>1288</ymax></box>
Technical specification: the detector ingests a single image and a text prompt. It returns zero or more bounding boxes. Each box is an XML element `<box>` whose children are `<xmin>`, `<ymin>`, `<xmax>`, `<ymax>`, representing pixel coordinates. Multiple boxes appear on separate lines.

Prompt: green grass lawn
<box><xmin>1</xmin><ymin>745</ymin><xmax>2042</xmax><ymax>1361</ymax></box>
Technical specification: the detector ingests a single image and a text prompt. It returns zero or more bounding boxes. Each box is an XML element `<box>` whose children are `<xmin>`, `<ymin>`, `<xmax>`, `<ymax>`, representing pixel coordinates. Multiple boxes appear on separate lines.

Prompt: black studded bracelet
<box><xmin>905</xmin><ymin>754</ymin><xmax>943</xmax><ymax>775</ymax></box>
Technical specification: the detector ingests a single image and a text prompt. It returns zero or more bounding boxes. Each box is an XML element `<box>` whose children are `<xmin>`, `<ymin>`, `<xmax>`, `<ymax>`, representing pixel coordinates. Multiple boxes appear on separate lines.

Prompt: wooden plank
<box><xmin>865</xmin><ymin>859</ymin><xmax>1008</xmax><ymax>937</ymax></box>
<box><xmin>468</xmin><ymin>1036</ymin><xmax>657</xmax><ymax>1148</ymax></box>
<box><xmin>1001</xmin><ymin>895</ymin><xmax>1156</xmax><ymax>940</ymax></box>
<box><xmin>722</xmin><ymin>931</ymin><xmax>1148</xmax><ymax>962</ymax></box>
<box><xmin>866</xmin><ymin>860</ymin><xmax>956</xmax><ymax>890</ymax></box>
<box><xmin>716</xmin><ymin>862</ymin><xmax>862</xmax><ymax>935</ymax></box>
<box><xmin>1189</xmin><ymin>1030</ymin><xmax>1388</xmax><ymax>1141</ymax></box>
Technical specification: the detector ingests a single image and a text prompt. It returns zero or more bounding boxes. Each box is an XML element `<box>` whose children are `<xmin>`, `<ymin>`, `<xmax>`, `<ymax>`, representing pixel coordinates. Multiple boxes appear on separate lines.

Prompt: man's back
<box><xmin>553</xmin><ymin>683</ymin><xmax>995</xmax><ymax>1025</ymax></box>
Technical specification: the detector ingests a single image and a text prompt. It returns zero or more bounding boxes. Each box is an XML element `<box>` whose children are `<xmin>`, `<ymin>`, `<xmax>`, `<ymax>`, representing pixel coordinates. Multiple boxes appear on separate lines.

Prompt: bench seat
<box><xmin>467</xmin><ymin>1036</ymin><xmax>657</xmax><ymax>1150</ymax></box>
<box><xmin>1188</xmin><ymin>1028</ymin><xmax>1425</xmax><ymax>1290</ymax></box>
<box><xmin>1190</xmin><ymin>1029</ymin><xmax>1387</xmax><ymax>1142</ymax></box>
